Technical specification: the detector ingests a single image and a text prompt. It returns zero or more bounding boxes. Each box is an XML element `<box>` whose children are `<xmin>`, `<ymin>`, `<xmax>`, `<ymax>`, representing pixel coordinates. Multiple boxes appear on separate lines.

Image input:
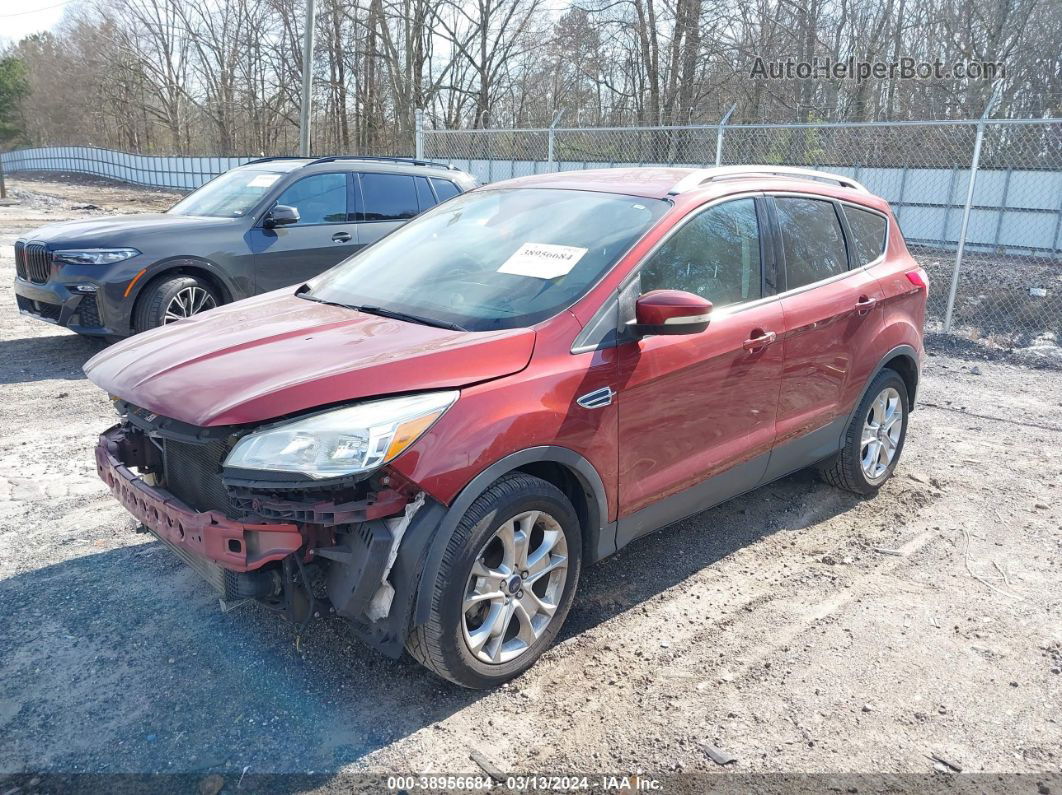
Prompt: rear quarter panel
<box><xmin>871</xmin><ymin>216</ymin><xmax>926</xmax><ymax>348</ymax></box>
<box><xmin>862</xmin><ymin>214</ymin><xmax>927</xmax><ymax>400</ymax></box>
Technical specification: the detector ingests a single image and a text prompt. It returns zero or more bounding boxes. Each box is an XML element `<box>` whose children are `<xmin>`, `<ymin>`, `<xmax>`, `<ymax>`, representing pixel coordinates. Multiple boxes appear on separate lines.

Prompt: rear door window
<box><xmin>430</xmin><ymin>178</ymin><xmax>460</xmax><ymax>202</ymax></box>
<box><xmin>640</xmin><ymin>197</ymin><xmax>763</xmax><ymax>307</ymax></box>
<box><xmin>272</xmin><ymin>173</ymin><xmax>348</xmax><ymax>225</ymax></box>
<box><xmin>843</xmin><ymin>205</ymin><xmax>888</xmax><ymax>266</ymax></box>
<box><xmin>774</xmin><ymin>197</ymin><xmax>849</xmax><ymax>289</ymax></box>
<box><xmin>415</xmin><ymin>177</ymin><xmax>436</xmax><ymax>212</ymax></box>
<box><xmin>357</xmin><ymin>173</ymin><xmax>419</xmax><ymax>221</ymax></box>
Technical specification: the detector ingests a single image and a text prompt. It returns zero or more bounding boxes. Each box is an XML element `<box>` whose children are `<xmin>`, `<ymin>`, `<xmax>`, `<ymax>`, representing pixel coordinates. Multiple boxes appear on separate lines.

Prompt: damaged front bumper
<box><xmin>96</xmin><ymin>426</ymin><xmax>304</xmax><ymax>573</ymax></box>
<box><xmin>94</xmin><ymin>423</ymin><xmax>447</xmax><ymax>657</ymax></box>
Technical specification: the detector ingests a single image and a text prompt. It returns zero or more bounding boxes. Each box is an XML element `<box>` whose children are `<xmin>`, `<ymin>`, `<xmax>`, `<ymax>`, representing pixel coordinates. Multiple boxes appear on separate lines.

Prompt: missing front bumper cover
<box><xmin>97</xmin><ymin>423</ymin><xmax>446</xmax><ymax>657</ymax></box>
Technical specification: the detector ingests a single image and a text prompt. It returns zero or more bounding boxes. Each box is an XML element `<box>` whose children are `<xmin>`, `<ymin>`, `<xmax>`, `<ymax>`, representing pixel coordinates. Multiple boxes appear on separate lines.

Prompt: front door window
<box><xmin>641</xmin><ymin>197</ymin><xmax>762</xmax><ymax>307</ymax></box>
<box><xmin>273</xmin><ymin>173</ymin><xmax>348</xmax><ymax>225</ymax></box>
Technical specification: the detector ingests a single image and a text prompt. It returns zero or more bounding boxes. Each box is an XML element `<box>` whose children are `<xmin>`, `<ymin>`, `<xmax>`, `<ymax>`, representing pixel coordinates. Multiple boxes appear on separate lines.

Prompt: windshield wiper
<box><xmin>354</xmin><ymin>305</ymin><xmax>466</xmax><ymax>332</ymax></box>
<box><xmin>296</xmin><ymin>286</ymin><xmax>465</xmax><ymax>331</ymax></box>
<box><xmin>296</xmin><ymin>289</ymin><xmax>351</xmax><ymax>310</ymax></box>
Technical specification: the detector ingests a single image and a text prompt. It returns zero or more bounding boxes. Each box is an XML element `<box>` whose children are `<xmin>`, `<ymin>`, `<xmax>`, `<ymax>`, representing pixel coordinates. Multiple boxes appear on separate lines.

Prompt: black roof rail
<box><xmin>240</xmin><ymin>154</ymin><xmax>458</xmax><ymax>171</ymax></box>
<box><xmin>308</xmin><ymin>155</ymin><xmax>458</xmax><ymax>171</ymax></box>
<box><xmin>242</xmin><ymin>155</ymin><xmax>312</xmax><ymax>165</ymax></box>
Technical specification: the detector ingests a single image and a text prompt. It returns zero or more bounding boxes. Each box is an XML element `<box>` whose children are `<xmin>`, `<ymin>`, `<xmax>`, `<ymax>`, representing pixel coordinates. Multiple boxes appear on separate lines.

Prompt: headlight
<box><xmin>224</xmin><ymin>391</ymin><xmax>458</xmax><ymax>479</ymax></box>
<box><xmin>52</xmin><ymin>248</ymin><xmax>140</xmax><ymax>265</ymax></box>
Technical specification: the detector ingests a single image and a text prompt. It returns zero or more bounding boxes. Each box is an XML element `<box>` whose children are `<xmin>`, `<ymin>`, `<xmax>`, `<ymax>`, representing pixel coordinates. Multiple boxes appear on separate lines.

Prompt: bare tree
<box><xmin>2</xmin><ymin>0</ymin><xmax>1057</xmax><ymax>155</ymax></box>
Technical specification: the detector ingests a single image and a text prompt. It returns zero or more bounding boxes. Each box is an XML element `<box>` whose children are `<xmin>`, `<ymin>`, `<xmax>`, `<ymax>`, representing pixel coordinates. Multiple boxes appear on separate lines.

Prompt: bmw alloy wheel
<box><xmin>164</xmin><ymin>286</ymin><xmax>216</xmax><ymax>323</ymax></box>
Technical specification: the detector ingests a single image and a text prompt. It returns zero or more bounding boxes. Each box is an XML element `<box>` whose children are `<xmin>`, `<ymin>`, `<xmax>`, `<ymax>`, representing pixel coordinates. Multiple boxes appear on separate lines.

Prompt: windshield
<box><xmin>304</xmin><ymin>188</ymin><xmax>668</xmax><ymax>331</ymax></box>
<box><xmin>169</xmin><ymin>169</ymin><xmax>283</xmax><ymax>218</ymax></box>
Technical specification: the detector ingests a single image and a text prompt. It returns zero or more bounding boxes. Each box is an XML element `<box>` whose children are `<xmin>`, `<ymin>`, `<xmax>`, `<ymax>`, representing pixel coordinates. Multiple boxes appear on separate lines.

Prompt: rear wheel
<box><xmin>406</xmin><ymin>473</ymin><xmax>581</xmax><ymax>688</ymax></box>
<box><xmin>134</xmin><ymin>275</ymin><xmax>219</xmax><ymax>333</ymax></box>
<box><xmin>819</xmin><ymin>369</ymin><xmax>909</xmax><ymax>495</ymax></box>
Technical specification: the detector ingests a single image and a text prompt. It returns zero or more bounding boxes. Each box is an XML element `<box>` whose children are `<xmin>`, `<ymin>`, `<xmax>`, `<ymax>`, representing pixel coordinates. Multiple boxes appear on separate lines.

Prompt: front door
<box><xmin>615</xmin><ymin>196</ymin><xmax>785</xmax><ymax>545</ymax></box>
<box><xmin>250</xmin><ymin>171</ymin><xmax>360</xmax><ymax>292</ymax></box>
<box><xmin>766</xmin><ymin>195</ymin><xmax>885</xmax><ymax>478</ymax></box>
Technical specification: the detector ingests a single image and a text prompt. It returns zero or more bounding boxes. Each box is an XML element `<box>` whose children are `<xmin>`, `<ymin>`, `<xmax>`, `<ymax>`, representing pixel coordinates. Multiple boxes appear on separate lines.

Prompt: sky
<box><xmin>0</xmin><ymin>0</ymin><xmax>76</xmax><ymax>45</ymax></box>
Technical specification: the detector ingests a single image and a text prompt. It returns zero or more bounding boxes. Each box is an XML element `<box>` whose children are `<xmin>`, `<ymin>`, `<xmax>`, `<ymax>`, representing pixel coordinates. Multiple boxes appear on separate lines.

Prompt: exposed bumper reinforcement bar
<box><xmin>95</xmin><ymin>426</ymin><xmax>304</xmax><ymax>573</ymax></box>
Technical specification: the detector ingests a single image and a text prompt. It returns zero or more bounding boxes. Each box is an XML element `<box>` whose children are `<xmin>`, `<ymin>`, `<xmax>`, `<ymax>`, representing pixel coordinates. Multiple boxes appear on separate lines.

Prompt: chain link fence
<box><xmin>423</xmin><ymin>118</ymin><xmax>1062</xmax><ymax>358</ymax></box>
<box><xmin>2</xmin><ymin>119</ymin><xmax>1059</xmax><ymax>357</ymax></box>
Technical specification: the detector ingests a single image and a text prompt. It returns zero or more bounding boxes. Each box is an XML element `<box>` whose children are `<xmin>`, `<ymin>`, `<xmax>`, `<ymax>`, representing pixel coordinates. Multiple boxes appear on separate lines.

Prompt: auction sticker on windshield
<box><xmin>248</xmin><ymin>174</ymin><xmax>281</xmax><ymax>188</ymax></box>
<box><xmin>497</xmin><ymin>243</ymin><xmax>588</xmax><ymax>279</ymax></box>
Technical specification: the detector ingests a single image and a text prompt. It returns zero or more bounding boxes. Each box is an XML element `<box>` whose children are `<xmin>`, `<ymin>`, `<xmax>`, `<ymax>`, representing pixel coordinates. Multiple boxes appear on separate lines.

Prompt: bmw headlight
<box><xmin>224</xmin><ymin>391</ymin><xmax>458</xmax><ymax>479</ymax></box>
<box><xmin>53</xmin><ymin>248</ymin><xmax>141</xmax><ymax>265</ymax></box>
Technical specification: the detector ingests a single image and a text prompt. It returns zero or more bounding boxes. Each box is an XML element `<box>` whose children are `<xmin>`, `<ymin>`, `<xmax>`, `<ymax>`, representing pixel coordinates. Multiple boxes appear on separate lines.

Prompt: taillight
<box><xmin>906</xmin><ymin>270</ymin><xmax>928</xmax><ymax>290</ymax></box>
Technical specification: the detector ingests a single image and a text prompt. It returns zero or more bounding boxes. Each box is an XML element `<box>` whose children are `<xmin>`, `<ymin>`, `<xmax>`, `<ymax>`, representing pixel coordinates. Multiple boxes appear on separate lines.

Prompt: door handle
<box><xmin>332</xmin><ymin>232</ymin><xmax>352</xmax><ymax>243</ymax></box>
<box><xmin>855</xmin><ymin>295</ymin><xmax>877</xmax><ymax>315</ymax></box>
<box><xmin>742</xmin><ymin>330</ymin><xmax>777</xmax><ymax>352</ymax></box>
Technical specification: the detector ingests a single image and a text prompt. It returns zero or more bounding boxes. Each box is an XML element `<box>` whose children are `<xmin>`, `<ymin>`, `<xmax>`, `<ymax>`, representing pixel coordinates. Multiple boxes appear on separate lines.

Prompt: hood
<box><xmin>84</xmin><ymin>290</ymin><xmax>536</xmax><ymax>427</ymax></box>
<box><xmin>24</xmin><ymin>213</ymin><xmax>236</xmax><ymax>246</ymax></box>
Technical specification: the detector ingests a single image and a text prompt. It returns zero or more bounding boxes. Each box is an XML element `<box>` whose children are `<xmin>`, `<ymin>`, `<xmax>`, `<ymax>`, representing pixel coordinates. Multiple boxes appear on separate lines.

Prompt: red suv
<box><xmin>86</xmin><ymin>166</ymin><xmax>927</xmax><ymax>688</ymax></box>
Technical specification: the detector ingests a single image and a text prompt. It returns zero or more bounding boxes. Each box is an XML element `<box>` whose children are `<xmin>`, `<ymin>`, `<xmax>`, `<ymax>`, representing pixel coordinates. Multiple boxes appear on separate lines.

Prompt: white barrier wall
<box><xmin>447</xmin><ymin>158</ymin><xmax>1062</xmax><ymax>255</ymax></box>
<box><xmin>1</xmin><ymin>146</ymin><xmax>252</xmax><ymax>191</ymax></box>
<box><xmin>3</xmin><ymin>146</ymin><xmax>1061</xmax><ymax>254</ymax></box>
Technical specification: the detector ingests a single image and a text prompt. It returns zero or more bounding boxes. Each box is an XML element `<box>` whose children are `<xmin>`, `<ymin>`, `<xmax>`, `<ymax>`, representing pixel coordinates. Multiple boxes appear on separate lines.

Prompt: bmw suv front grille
<box><xmin>14</xmin><ymin>241</ymin><xmax>27</xmax><ymax>280</ymax></box>
<box><xmin>17</xmin><ymin>242</ymin><xmax>51</xmax><ymax>283</ymax></box>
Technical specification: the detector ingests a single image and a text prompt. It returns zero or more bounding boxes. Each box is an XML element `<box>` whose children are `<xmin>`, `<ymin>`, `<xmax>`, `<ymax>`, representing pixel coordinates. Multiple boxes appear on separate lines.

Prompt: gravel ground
<box><xmin>0</xmin><ymin>179</ymin><xmax>1060</xmax><ymax>791</ymax></box>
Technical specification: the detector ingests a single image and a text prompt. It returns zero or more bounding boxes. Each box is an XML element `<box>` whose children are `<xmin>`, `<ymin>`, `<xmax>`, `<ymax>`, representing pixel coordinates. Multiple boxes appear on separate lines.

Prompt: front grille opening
<box><xmin>16</xmin><ymin>295</ymin><xmax>61</xmax><ymax>321</ymax></box>
<box><xmin>161</xmin><ymin>438</ymin><xmax>233</xmax><ymax>515</ymax></box>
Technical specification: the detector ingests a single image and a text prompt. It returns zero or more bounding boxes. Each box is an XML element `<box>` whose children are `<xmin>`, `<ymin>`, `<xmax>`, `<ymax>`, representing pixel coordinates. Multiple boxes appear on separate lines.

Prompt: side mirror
<box><xmin>631</xmin><ymin>290</ymin><xmax>712</xmax><ymax>337</ymax></box>
<box><xmin>264</xmin><ymin>204</ymin><xmax>300</xmax><ymax>228</ymax></box>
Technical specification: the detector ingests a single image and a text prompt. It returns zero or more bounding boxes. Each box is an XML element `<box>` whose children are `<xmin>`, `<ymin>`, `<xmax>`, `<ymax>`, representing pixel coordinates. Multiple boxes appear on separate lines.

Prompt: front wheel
<box><xmin>406</xmin><ymin>473</ymin><xmax>581</xmax><ymax>688</ymax></box>
<box><xmin>819</xmin><ymin>369</ymin><xmax>909</xmax><ymax>495</ymax></box>
<box><xmin>134</xmin><ymin>274</ymin><xmax>219</xmax><ymax>333</ymax></box>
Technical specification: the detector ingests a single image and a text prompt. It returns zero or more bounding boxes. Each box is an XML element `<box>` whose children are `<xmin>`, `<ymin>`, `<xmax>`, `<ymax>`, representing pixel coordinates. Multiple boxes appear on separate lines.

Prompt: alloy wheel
<box><xmin>861</xmin><ymin>386</ymin><xmax>903</xmax><ymax>480</ymax></box>
<box><xmin>462</xmin><ymin>510</ymin><xmax>568</xmax><ymax>664</ymax></box>
<box><xmin>164</xmin><ymin>286</ymin><xmax>216</xmax><ymax>323</ymax></box>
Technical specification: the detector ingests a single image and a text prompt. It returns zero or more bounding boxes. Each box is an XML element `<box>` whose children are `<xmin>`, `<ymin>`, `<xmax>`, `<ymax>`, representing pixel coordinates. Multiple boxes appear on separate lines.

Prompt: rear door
<box><xmin>250</xmin><ymin>171</ymin><xmax>360</xmax><ymax>292</ymax></box>
<box><xmin>615</xmin><ymin>196</ymin><xmax>785</xmax><ymax>544</ymax></box>
<box><xmin>354</xmin><ymin>172</ymin><xmax>424</xmax><ymax>249</ymax></box>
<box><xmin>766</xmin><ymin>194</ymin><xmax>885</xmax><ymax>477</ymax></box>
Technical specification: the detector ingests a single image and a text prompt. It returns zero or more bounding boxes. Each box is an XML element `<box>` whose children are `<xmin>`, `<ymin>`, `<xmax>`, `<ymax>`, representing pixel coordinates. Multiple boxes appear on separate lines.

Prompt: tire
<box><xmin>133</xmin><ymin>274</ymin><xmax>219</xmax><ymax>333</ymax></box>
<box><xmin>407</xmin><ymin>472</ymin><xmax>582</xmax><ymax>688</ymax></box>
<box><xmin>819</xmin><ymin>368</ymin><xmax>909</xmax><ymax>495</ymax></box>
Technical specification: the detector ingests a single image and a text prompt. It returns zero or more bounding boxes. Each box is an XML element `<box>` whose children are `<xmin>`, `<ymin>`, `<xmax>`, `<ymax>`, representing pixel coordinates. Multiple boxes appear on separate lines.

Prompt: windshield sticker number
<box><xmin>497</xmin><ymin>243</ymin><xmax>588</xmax><ymax>279</ymax></box>
<box><xmin>248</xmin><ymin>174</ymin><xmax>280</xmax><ymax>188</ymax></box>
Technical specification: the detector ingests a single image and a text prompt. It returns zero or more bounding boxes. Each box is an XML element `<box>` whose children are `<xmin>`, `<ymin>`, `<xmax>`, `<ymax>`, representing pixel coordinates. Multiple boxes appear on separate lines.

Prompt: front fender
<box><xmin>410</xmin><ymin>446</ymin><xmax>612</xmax><ymax>631</ymax></box>
<box><xmin>124</xmin><ymin>255</ymin><xmax>241</xmax><ymax>308</ymax></box>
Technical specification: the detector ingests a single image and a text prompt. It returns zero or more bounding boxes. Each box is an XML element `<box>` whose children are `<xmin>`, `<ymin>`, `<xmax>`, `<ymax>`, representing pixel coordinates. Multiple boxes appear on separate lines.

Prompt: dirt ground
<box><xmin>0</xmin><ymin>178</ymin><xmax>1060</xmax><ymax>790</ymax></box>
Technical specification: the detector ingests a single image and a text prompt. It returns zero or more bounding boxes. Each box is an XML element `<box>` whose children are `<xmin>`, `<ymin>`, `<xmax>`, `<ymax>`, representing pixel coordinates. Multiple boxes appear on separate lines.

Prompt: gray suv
<box><xmin>13</xmin><ymin>156</ymin><xmax>477</xmax><ymax>339</ymax></box>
